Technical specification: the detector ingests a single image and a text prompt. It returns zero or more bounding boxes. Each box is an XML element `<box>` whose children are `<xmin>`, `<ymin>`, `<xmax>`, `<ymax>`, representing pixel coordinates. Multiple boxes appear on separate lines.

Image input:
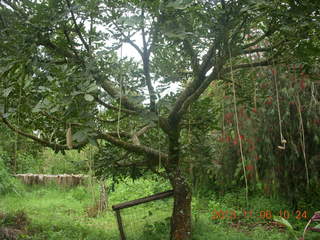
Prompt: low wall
<box><xmin>14</xmin><ymin>174</ymin><xmax>89</xmax><ymax>186</ymax></box>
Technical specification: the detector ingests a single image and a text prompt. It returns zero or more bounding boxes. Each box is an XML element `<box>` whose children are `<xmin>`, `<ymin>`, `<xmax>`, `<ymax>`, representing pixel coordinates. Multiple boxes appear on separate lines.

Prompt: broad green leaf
<box><xmin>23</xmin><ymin>75</ymin><xmax>33</xmax><ymax>89</ymax></box>
<box><xmin>273</xmin><ymin>216</ymin><xmax>293</xmax><ymax>230</ymax></box>
<box><xmin>87</xmin><ymin>83</ymin><xmax>98</xmax><ymax>93</ymax></box>
<box><xmin>84</xmin><ymin>94</ymin><xmax>94</xmax><ymax>102</ymax></box>
<box><xmin>73</xmin><ymin>130</ymin><xmax>88</xmax><ymax>142</ymax></box>
<box><xmin>2</xmin><ymin>87</ymin><xmax>13</xmax><ymax>97</ymax></box>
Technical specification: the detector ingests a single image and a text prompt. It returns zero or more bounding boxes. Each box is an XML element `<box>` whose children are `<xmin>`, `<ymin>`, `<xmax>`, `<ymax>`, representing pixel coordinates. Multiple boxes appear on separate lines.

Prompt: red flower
<box><xmin>246</xmin><ymin>165</ymin><xmax>254</xmax><ymax>172</ymax></box>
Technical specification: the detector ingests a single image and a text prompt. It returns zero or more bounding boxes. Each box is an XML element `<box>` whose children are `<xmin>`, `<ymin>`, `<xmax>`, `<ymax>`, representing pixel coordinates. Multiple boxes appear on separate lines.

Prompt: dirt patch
<box><xmin>0</xmin><ymin>211</ymin><xmax>29</xmax><ymax>240</ymax></box>
<box><xmin>229</xmin><ymin>220</ymin><xmax>287</xmax><ymax>232</ymax></box>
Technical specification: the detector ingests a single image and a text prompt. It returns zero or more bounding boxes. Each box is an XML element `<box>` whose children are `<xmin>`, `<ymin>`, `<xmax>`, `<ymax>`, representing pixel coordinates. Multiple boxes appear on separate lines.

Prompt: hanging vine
<box><xmin>117</xmin><ymin>45</ymin><xmax>123</xmax><ymax>139</ymax></box>
<box><xmin>293</xmin><ymin>65</ymin><xmax>309</xmax><ymax>188</ymax></box>
<box><xmin>228</xmin><ymin>44</ymin><xmax>248</xmax><ymax>205</ymax></box>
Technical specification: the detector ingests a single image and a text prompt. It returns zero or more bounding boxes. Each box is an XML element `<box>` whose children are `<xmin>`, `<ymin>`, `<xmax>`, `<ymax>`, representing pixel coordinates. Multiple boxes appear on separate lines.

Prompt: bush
<box><xmin>0</xmin><ymin>153</ymin><xmax>23</xmax><ymax>195</ymax></box>
<box><xmin>16</xmin><ymin>152</ymin><xmax>44</xmax><ymax>173</ymax></box>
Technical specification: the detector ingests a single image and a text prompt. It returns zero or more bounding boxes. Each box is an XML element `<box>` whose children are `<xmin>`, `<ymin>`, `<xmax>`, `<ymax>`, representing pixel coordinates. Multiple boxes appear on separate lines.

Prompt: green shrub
<box><xmin>140</xmin><ymin>218</ymin><xmax>170</xmax><ymax>240</ymax></box>
<box><xmin>16</xmin><ymin>152</ymin><xmax>44</xmax><ymax>173</ymax></box>
<box><xmin>0</xmin><ymin>154</ymin><xmax>23</xmax><ymax>195</ymax></box>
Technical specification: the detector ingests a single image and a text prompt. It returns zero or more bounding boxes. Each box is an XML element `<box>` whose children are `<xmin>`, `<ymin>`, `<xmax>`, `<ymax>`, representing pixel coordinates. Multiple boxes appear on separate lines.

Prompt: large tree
<box><xmin>0</xmin><ymin>0</ymin><xmax>318</xmax><ymax>239</ymax></box>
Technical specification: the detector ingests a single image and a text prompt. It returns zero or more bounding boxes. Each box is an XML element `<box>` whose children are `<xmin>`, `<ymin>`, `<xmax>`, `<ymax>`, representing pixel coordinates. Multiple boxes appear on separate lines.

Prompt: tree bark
<box><xmin>170</xmin><ymin>171</ymin><xmax>192</xmax><ymax>240</ymax></box>
<box><xmin>167</xmin><ymin>130</ymin><xmax>192</xmax><ymax>240</ymax></box>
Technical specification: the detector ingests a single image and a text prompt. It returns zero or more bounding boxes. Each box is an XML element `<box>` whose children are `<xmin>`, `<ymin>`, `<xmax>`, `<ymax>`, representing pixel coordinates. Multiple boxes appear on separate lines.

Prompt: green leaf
<box><xmin>32</xmin><ymin>99</ymin><xmax>51</xmax><ymax>113</ymax></box>
<box><xmin>314</xmin><ymin>224</ymin><xmax>320</xmax><ymax>229</ymax></box>
<box><xmin>273</xmin><ymin>216</ymin><xmax>293</xmax><ymax>230</ymax></box>
<box><xmin>73</xmin><ymin>131</ymin><xmax>88</xmax><ymax>143</ymax></box>
<box><xmin>2</xmin><ymin>87</ymin><xmax>13</xmax><ymax>97</ymax></box>
<box><xmin>88</xmin><ymin>137</ymin><xmax>98</xmax><ymax>147</ymax></box>
<box><xmin>87</xmin><ymin>83</ymin><xmax>98</xmax><ymax>93</ymax></box>
<box><xmin>84</xmin><ymin>94</ymin><xmax>94</xmax><ymax>102</ymax></box>
<box><xmin>167</xmin><ymin>0</ymin><xmax>192</xmax><ymax>10</ymax></box>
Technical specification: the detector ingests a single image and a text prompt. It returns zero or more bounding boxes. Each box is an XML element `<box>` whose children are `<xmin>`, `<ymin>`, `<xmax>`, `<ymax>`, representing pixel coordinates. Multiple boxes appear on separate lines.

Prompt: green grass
<box><xmin>0</xmin><ymin>178</ymin><xmax>307</xmax><ymax>240</ymax></box>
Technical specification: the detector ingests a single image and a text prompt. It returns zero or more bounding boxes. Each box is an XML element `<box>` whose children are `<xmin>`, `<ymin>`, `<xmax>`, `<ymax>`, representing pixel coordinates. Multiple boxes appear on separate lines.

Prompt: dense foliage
<box><xmin>0</xmin><ymin>0</ymin><xmax>319</xmax><ymax>239</ymax></box>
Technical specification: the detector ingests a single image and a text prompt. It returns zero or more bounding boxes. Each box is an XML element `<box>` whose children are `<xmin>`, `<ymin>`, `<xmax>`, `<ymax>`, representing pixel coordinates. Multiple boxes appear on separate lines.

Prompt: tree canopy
<box><xmin>1</xmin><ymin>0</ymin><xmax>319</xmax><ymax>239</ymax></box>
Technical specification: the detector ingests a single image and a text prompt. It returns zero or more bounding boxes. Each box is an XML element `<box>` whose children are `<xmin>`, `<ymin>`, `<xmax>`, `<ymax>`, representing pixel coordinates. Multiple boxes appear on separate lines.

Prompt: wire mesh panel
<box><xmin>112</xmin><ymin>190</ymin><xmax>173</xmax><ymax>240</ymax></box>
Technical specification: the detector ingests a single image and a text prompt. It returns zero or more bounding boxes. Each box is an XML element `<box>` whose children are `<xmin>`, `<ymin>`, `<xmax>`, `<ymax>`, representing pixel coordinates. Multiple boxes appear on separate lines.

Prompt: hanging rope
<box><xmin>158</xmin><ymin>102</ymin><xmax>162</xmax><ymax>171</ymax></box>
<box><xmin>14</xmin><ymin>84</ymin><xmax>22</xmax><ymax>173</ymax></box>
<box><xmin>228</xmin><ymin>44</ymin><xmax>248</xmax><ymax>205</ymax></box>
<box><xmin>117</xmin><ymin>45</ymin><xmax>123</xmax><ymax>139</ymax></box>
<box><xmin>294</xmin><ymin>66</ymin><xmax>309</xmax><ymax>188</ymax></box>
<box><xmin>270</xmin><ymin>50</ymin><xmax>286</xmax><ymax>150</ymax></box>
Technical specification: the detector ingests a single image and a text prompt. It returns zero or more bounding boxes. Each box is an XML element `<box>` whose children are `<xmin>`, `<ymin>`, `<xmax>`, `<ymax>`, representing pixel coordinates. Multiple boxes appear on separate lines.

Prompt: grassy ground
<box><xmin>0</xmin><ymin>178</ymin><xmax>315</xmax><ymax>240</ymax></box>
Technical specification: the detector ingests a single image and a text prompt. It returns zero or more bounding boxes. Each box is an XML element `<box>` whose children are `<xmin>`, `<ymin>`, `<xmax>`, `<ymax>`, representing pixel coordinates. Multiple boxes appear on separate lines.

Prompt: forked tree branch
<box><xmin>0</xmin><ymin>114</ymin><xmax>87</xmax><ymax>151</ymax></box>
<box><xmin>1</xmin><ymin>114</ymin><xmax>167</xmax><ymax>161</ymax></box>
<box><xmin>141</xmin><ymin>10</ymin><xmax>157</xmax><ymax>112</ymax></box>
<box><xmin>132</xmin><ymin>124</ymin><xmax>155</xmax><ymax>145</ymax></box>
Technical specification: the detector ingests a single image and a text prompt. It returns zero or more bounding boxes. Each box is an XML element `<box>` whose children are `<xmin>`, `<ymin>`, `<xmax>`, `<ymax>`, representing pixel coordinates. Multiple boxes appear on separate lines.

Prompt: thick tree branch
<box><xmin>141</xmin><ymin>12</ymin><xmax>157</xmax><ymax>112</ymax></box>
<box><xmin>97</xmin><ymin>132</ymin><xmax>168</xmax><ymax>161</ymax></box>
<box><xmin>110</xmin><ymin>11</ymin><xmax>157</xmax><ymax>112</ymax></box>
<box><xmin>94</xmin><ymin>97</ymin><xmax>138</xmax><ymax>115</ymax></box>
<box><xmin>0</xmin><ymin>115</ymin><xmax>87</xmax><ymax>151</ymax></box>
<box><xmin>38</xmin><ymin>37</ymin><xmax>80</xmax><ymax>63</ymax></box>
<box><xmin>174</xmin><ymin>63</ymin><xmax>224</xmax><ymax>120</ymax></box>
<box><xmin>242</xmin><ymin>47</ymin><xmax>271</xmax><ymax>54</ymax></box>
<box><xmin>97</xmin><ymin>77</ymin><xmax>143</xmax><ymax>112</ymax></box>
<box><xmin>241</xmin><ymin>33</ymin><xmax>268</xmax><ymax>50</ymax></box>
<box><xmin>241</xmin><ymin>40</ymin><xmax>286</xmax><ymax>55</ymax></box>
<box><xmin>199</xmin><ymin>43</ymin><xmax>217</xmax><ymax>77</ymax></box>
<box><xmin>168</xmin><ymin>41</ymin><xmax>225</xmax><ymax>126</ymax></box>
<box><xmin>183</xmin><ymin>40</ymin><xmax>200</xmax><ymax>75</ymax></box>
<box><xmin>222</xmin><ymin>55</ymin><xmax>281</xmax><ymax>74</ymax></box>
<box><xmin>124</xmin><ymin>37</ymin><xmax>143</xmax><ymax>56</ymax></box>
<box><xmin>0</xmin><ymin>113</ymin><xmax>168</xmax><ymax>166</ymax></box>
<box><xmin>132</xmin><ymin>123</ymin><xmax>155</xmax><ymax>145</ymax></box>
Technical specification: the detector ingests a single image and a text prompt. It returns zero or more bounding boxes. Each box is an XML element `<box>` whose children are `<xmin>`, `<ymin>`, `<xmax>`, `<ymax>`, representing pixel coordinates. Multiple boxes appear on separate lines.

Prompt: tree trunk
<box><xmin>167</xmin><ymin>128</ymin><xmax>192</xmax><ymax>240</ymax></box>
<box><xmin>170</xmin><ymin>171</ymin><xmax>192</xmax><ymax>240</ymax></box>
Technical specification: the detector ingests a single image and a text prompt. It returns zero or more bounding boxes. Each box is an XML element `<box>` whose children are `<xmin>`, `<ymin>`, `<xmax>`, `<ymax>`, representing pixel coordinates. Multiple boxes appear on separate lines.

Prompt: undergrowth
<box><xmin>0</xmin><ymin>178</ymin><xmax>309</xmax><ymax>240</ymax></box>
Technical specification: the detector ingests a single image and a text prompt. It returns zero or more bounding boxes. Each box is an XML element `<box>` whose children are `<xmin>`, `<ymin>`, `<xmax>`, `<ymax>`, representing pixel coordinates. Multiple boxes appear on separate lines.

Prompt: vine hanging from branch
<box><xmin>228</xmin><ymin>44</ymin><xmax>248</xmax><ymax>205</ymax></box>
